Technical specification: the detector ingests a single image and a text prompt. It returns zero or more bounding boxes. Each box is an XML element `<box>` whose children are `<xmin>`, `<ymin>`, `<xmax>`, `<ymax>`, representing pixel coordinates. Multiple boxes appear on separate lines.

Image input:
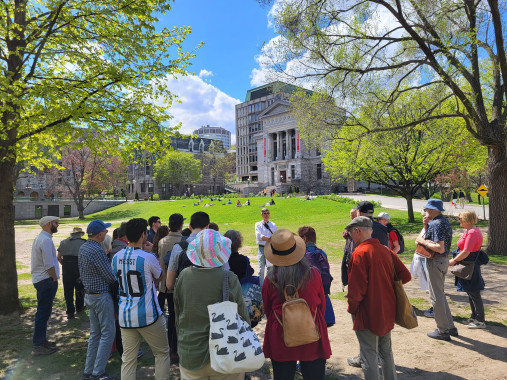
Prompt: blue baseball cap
<box><xmin>86</xmin><ymin>220</ymin><xmax>112</xmax><ymax>235</ymax></box>
<box><xmin>423</xmin><ymin>199</ymin><xmax>445</xmax><ymax>212</ymax></box>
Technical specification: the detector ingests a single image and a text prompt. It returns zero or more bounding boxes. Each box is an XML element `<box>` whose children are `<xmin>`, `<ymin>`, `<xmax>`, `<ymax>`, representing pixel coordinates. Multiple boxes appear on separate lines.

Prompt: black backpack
<box><xmin>387</xmin><ymin>224</ymin><xmax>405</xmax><ymax>254</ymax></box>
<box><xmin>175</xmin><ymin>241</ymin><xmax>192</xmax><ymax>276</ymax></box>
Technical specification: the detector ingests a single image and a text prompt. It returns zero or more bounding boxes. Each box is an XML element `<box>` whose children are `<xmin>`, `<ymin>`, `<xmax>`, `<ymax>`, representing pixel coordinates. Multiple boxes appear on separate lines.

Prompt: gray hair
<box><xmin>266</xmin><ymin>258</ymin><xmax>313</xmax><ymax>299</ymax></box>
<box><xmin>224</xmin><ymin>230</ymin><xmax>243</xmax><ymax>253</ymax></box>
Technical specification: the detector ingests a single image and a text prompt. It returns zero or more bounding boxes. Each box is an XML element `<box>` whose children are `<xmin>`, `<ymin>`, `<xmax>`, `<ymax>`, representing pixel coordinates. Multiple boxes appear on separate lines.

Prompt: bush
<box><xmin>152</xmin><ymin>193</ymin><xmax>160</xmax><ymax>201</ymax></box>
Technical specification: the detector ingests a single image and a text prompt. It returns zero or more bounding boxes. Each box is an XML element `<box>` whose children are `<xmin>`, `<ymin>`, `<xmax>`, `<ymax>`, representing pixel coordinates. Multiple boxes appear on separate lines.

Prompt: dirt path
<box><xmin>15</xmin><ymin>225</ymin><xmax>507</xmax><ymax>379</ymax></box>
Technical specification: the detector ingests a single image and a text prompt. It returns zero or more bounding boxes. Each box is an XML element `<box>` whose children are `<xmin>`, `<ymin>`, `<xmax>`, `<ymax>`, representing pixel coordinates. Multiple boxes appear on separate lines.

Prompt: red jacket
<box><xmin>347</xmin><ymin>238</ymin><xmax>411</xmax><ymax>336</ymax></box>
<box><xmin>262</xmin><ymin>267</ymin><xmax>332</xmax><ymax>361</ymax></box>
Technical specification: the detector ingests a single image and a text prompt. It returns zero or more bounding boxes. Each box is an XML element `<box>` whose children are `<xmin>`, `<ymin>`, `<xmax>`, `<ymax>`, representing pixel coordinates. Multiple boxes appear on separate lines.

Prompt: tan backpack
<box><xmin>274</xmin><ymin>284</ymin><xmax>321</xmax><ymax>347</ymax></box>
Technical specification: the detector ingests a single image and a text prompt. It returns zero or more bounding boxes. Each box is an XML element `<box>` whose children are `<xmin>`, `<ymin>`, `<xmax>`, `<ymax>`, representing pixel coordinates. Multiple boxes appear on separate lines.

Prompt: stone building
<box><xmin>235</xmin><ymin>81</ymin><xmax>332</xmax><ymax>194</ymax></box>
<box><xmin>126</xmin><ymin>136</ymin><xmax>228</xmax><ymax>199</ymax></box>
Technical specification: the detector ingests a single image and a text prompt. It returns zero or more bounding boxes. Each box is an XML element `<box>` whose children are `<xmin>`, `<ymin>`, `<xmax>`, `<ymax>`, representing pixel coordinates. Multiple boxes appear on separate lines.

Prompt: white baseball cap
<box><xmin>376</xmin><ymin>212</ymin><xmax>391</xmax><ymax>221</ymax></box>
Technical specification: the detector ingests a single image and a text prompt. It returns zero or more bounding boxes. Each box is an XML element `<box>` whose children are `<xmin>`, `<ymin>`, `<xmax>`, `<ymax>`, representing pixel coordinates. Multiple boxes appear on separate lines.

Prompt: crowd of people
<box><xmin>29</xmin><ymin>198</ymin><xmax>489</xmax><ymax>380</ymax></box>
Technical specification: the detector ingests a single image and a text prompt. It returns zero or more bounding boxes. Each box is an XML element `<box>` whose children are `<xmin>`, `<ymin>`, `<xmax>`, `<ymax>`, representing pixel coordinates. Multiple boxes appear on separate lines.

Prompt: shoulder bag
<box><xmin>208</xmin><ymin>271</ymin><xmax>265</xmax><ymax>374</ymax></box>
<box><xmin>450</xmin><ymin>252</ymin><xmax>479</xmax><ymax>280</ymax></box>
<box><xmin>392</xmin><ymin>256</ymin><xmax>418</xmax><ymax>329</ymax></box>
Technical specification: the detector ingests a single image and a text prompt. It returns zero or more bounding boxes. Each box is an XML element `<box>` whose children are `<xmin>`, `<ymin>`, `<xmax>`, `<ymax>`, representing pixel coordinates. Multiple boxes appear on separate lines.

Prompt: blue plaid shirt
<box><xmin>79</xmin><ymin>240</ymin><xmax>116</xmax><ymax>293</ymax></box>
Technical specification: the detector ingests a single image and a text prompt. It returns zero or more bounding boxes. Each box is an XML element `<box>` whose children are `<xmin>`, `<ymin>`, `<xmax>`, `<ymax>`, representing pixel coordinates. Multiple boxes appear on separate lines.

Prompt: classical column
<box><xmin>287</xmin><ymin>129</ymin><xmax>292</xmax><ymax>160</ymax></box>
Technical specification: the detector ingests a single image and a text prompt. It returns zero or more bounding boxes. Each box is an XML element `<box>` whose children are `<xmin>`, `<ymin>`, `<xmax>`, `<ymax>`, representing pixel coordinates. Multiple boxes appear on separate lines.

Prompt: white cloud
<box><xmin>153</xmin><ymin>74</ymin><xmax>239</xmax><ymax>144</ymax></box>
<box><xmin>198</xmin><ymin>69</ymin><xmax>214</xmax><ymax>78</ymax></box>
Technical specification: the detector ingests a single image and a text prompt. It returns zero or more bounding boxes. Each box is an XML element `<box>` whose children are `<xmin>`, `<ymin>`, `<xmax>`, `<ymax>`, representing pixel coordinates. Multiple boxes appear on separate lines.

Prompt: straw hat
<box><xmin>71</xmin><ymin>227</ymin><xmax>85</xmax><ymax>236</ymax></box>
<box><xmin>186</xmin><ymin>229</ymin><xmax>231</xmax><ymax>268</ymax></box>
<box><xmin>264</xmin><ymin>229</ymin><xmax>306</xmax><ymax>267</ymax></box>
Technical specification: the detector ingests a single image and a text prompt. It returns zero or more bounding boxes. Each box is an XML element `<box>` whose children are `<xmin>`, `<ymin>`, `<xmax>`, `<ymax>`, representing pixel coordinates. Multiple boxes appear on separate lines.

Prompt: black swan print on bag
<box><xmin>227</xmin><ymin>336</ymin><xmax>238</xmax><ymax>343</ymax></box>
<box><xmin>226</xmin><ymin>319</ymin><xmax>238</xmax><ymax>330</ymax></box>
<box><xmin>234</xmin><ymin>350</ymin><xmax>246</xmax><ymax>362</ymax></box>
<box><xmin>215</xmin><ymin>345</ymin><xmax>229</xmax><ymax>355</ymax></box>
<box><xmin>211</xmin><ymin>328</ymin><xmax>224</xmax><ymax>340</ymax></box>
<box><xmin>212</xmin><ymin>312</ymin><xmax>225</xmax><ymax>322</ymax></box>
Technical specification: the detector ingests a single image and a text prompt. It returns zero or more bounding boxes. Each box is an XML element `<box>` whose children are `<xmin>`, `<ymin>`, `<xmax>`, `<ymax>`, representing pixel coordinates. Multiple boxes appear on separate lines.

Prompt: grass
<box><xmin>6</xmin><ymin>196</ymin><xmax>503</xmax><ymax>379</ymax></box>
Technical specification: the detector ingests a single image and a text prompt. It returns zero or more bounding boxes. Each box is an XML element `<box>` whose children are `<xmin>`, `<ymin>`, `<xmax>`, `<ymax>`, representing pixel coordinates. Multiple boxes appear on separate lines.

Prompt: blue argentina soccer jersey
<box><xmin>112</xmin><ymin>247</ymin><xmax>162</xmax><ymax>328</ymax></box>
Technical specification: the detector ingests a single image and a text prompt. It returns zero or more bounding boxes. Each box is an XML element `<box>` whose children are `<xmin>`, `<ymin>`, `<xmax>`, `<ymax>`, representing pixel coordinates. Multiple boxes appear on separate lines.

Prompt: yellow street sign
<box><xmin>477</xmin><ymin>184</ymin><xmax>488</xmax><ymax>197</ymax></box>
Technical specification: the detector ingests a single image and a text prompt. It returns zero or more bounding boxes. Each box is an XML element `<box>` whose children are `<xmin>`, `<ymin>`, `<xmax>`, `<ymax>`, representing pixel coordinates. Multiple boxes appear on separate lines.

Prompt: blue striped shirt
<box><xmin>112</xmin><ymin>247</ymin><xmax>162</xmax><ymax>328</ymax></box>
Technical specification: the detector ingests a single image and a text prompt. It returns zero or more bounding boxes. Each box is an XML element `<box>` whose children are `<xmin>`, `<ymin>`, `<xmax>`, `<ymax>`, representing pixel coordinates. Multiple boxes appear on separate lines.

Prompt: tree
<box><xmin>201</xmin><ymin>142</ymin><xmax>235</xmax><ymax>195</ymax></box>
<box><xmin>47</xmin><ymin>146</ymin><xmax>128</xmax><ymax>218</ymax></box>
<box><xmin>153</xmin><ymin>150</ymin><xmax>202</xmax><ymax>196</ymax></box>
<box><xmin>0</xmin><ymin>0</ymin><xmax>198</xmax><ymax>314</ymax></box>
<box><xmin>306</xmin><ymin>92</ymin><xmax>485</xmax><ymax>221</ymax></box>
<box><xmin>264</xmin><ymin>0</ymin><xmax>507</xmax><ymax>254</ymax></box>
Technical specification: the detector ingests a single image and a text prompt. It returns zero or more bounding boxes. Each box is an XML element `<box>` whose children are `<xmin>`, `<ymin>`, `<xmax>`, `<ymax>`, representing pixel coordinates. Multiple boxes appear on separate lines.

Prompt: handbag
<box><xmin>240</xmin><ymin>259</ymin><xmax>264</xmax><ymax>327</ymax></box>
<box><xmin>415</xmin><ymin>243</ymin><xmax>435</xmax><ymax>259</ymax></box>
<box><xmin>450</xmin><ymin>253</ymin><xmax>478</xmax><ymax>280</ymax></box>
<box><xmin>208</xmin><ymin>271</ymin><xmax>265</xmax><ymax>374</ymax></box>
<box><xmin>392</xmin><ymin>256</ymin><xmax>418</xmax><ymax>329</ymax></box>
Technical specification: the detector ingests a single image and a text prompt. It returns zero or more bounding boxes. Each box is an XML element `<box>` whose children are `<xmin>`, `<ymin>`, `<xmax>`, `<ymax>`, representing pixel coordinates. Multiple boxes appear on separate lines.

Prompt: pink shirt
<box><xmin>457</xmin><ymin>227</ymin><xmax>483</xmax><ymax>252</ymax></box>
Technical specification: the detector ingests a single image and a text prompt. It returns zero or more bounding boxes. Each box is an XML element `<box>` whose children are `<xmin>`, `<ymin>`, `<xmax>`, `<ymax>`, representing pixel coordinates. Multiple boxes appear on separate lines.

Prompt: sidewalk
<box><xmin>338</xmin><ymin>193</ymin><xmax>489</xmax><ymax>220</ymax></box>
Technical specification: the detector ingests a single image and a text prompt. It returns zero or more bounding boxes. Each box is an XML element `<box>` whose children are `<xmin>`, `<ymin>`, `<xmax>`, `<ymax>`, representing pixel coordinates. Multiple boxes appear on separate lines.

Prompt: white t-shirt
<box><xmin>112</xmin><ymin>247</ymin><xmax>162</xmax><ymax>328</ymax></box>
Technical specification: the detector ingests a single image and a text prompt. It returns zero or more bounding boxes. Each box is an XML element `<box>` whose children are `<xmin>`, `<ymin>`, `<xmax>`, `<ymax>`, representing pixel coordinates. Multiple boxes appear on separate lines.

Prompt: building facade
<box><xmin>235</xmin><ymin>82</ymin><xmax>331</xmax><ymax>194</ymax></box>
<box><xmin>193</xmin><ymin>125</ymin><xmax>232</xmax><ymax>151</ymax></box>
<box><xmin>126</xmin><ymin>136</ymin><xmax>227</xmax><ymax>199</ymax></box>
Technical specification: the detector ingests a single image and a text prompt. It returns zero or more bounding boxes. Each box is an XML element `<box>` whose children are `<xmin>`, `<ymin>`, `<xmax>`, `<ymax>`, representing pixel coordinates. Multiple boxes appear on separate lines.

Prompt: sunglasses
<box><xmin>262</xmin><ymin>212</ymin><xmax>270</xmax><ymax>215</ymax></box>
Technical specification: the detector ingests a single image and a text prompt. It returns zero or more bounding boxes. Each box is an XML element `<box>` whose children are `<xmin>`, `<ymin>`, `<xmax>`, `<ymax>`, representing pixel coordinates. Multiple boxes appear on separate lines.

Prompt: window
<box><xmin>162</xmin><ymin>184</ymin><xmax>166</xmax><ymax>194</ymax></box>
<box><xmin>141</xmin><ymin>183</ymin><xmax>146</xmax><ymax>192</ymax></box>
<box><xmin>35</xmin><ymin>205</ymin><xmax>43</xmax><ymax>219</ymax></box>
<box><xmin>148</xmin><ymin>183</ymin><xmax>154</xmax><ymax>193</ymax></box>
<box><xmin>317</xmin><ymin>164</ymin><xmax>322</xmax><ymax>180</ymax></box>
<box><xmin>291</xmin><ymin>165</ymin><xmax>295</xmax><ymax>179</ymax></box>
<box><xmin>64</xmin><ymin>205</ymin><xmax>71</xmax><ymax>216</ymax></box>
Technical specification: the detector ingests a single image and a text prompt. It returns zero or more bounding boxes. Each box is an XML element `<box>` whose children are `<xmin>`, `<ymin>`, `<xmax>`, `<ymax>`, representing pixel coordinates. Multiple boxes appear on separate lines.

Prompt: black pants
<box><xmin>158</xmin><ymin>291</ymin><xmax>166</xmax><ymax>313</ymax></box>
<box><xmin>167</xmin><ymin>292</ymin><xmax>178</xmax><ymax>354</ymax></box>
<box><xmin>62</xmin><ymin>259</ymin><xmax>84</xmax><ymax>315</ymax></box>
<box><xmin>468</xmin><ymin>290</ymin><xmax>485</xmax><ymax>322</ymax></box>
<box><xmin>271</xmin><ymin>358</ymin><xmax>326</xmax><ymax>380</ymax></box>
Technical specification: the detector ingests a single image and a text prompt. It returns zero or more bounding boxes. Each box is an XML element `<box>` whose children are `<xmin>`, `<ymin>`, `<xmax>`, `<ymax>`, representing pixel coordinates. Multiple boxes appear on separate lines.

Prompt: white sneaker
<box><xmin>468</xmin><ymin>321</ymin><xmax>486</xmax><ymax>329</ymax></box>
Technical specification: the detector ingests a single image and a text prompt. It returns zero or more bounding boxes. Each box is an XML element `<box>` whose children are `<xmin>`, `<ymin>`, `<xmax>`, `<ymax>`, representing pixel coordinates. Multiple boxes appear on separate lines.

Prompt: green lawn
<box><xmin>6</xmin><ymin>195</ymin><xmax>502</xmax><ymax>379</ymax></box>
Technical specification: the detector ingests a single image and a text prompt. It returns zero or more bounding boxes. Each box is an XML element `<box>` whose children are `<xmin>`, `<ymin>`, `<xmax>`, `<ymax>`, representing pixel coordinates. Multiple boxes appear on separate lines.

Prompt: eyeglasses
<box><xmin>262</xmin><ymin>212</ymin><xmax>270</xmax><ymax>215</ymax></box>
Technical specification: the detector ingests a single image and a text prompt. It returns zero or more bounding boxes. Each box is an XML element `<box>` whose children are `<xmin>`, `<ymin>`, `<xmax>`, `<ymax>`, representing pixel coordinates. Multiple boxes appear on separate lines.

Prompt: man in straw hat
<box><xmin>57</xmin><ymin>227</ymin><xmax>87</xmax><ymax>319</ymax></box>
<box><xmin>346</xmin><ymin>216</ymin><xmax>411</xmax><ymax>380</ymax></box>
<box><xmin>31</xmin><ymin>215</ymin><xmax>60</xmax><ymax>355</ymax></box>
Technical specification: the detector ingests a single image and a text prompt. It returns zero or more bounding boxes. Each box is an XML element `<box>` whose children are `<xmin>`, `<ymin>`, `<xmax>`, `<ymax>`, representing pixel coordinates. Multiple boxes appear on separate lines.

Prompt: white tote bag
<box><xmin>208</xmin><ymin>272</ymin><xmax>265</xmax><ymax>374</ymax></box>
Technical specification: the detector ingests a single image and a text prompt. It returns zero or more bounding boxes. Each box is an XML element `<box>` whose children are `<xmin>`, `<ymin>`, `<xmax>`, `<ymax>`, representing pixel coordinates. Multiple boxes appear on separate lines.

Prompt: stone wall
<box><xmin>13</xmin><ymin>199</ymin><xmax>125</xmax><ymax>220</ymax></box>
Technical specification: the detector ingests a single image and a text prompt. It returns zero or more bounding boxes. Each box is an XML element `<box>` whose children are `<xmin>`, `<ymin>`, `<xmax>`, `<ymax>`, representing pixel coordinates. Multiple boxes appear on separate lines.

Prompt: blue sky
<box><xmin>156</xmin><ymin>0</ymin><xmax>279</xmax><ymax>143</ymax></box>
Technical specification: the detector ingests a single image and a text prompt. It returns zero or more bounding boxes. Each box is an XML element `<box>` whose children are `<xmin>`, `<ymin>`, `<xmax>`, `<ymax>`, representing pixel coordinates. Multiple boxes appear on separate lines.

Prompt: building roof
<box><xmin>244</xmin><ymin>81</ymin><xmax>312</xmax><ymax>102</ymax></box>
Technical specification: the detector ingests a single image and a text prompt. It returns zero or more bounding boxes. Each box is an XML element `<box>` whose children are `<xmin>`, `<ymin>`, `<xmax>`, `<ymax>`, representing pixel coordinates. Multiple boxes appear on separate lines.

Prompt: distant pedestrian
<box><xmin>255</xmin><ymin>208</ymin><xmax>277</xmax><ymax>285</ymax></box>
<box><xmin>31</xmin><ymin>216</ymin><xmax>60</xmax><ymax>356</ymax></box>
<box><xmin>346</xmin><ymin>216</ymin><xmax>411</xmax><ymax>380</ymax></box>
<box><xmin>416</xmin><ymin>199</ymin><xmax>457</xmax><ymax>341</ymax></box>
<box><xmin>79</xmin><ymin>219</ymin><xmax>116</xmax><ymax>380</ymax></box>
<box><xmin>451</xmin><ymin>190</ymin><xmax>458</xmax><ymax>208</ymax></box>
<box><xmin>57</xmin><ymin>227</ymin><xmax>86</xmax><ymax>319</ymax></box>
<box><xmin>458</xmin><ymin>190</ymin><xmax>466</xmax><ymax>208</ymax></box>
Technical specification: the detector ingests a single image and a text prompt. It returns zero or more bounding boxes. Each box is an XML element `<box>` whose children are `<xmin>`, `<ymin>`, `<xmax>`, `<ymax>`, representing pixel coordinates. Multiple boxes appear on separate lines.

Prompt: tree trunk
<box><xmin>0</xmin><ymin>153</ymin><xmax>21</xmax><ymax>315</ymax></box>
<box><xmin>77</xmin><ymin>197</ymin><xmax>85</xmax><ymax>219</ymax></box>
<box><xmin>486</xmin><ymin>146</ymin><xmax>507</xmax><ymax>255</ymax></box>
<box><xmin>405</xmin><ymin>194</ymin><xmax>415</xmax><ymax>223</ymax></box>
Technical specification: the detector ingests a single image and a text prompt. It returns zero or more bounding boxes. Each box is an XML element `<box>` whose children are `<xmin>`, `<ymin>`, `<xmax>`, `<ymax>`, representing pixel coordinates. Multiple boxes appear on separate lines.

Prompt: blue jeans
<box><xmin>33</xmin><ymin>278</ymin><xmax>58</xmax><ymax>347</ymax></box>
<box><xmin>84</xmin><ymin>293</ymin><xmax>115</xmax><ymax>376</ymax></box>
<box><xmin>258</xmin><ymin>245</ymin><xmax>266</xmax><ymax>285</ymax></box>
